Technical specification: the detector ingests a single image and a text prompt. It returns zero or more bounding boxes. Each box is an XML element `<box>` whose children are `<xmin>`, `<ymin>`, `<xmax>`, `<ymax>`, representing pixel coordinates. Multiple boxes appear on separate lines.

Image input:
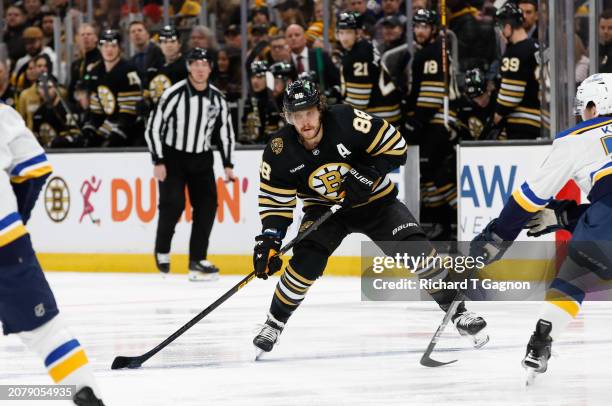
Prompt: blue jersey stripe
<box><xmin>555</xmin><ymin>116</ymin><xmax>612</xmax><ymax>140</ymax></box>
<box><xmin>10</xmin><ymin>153</ymin><xmax>48</xmax><ymax>177</ymax></box>
<box><xmin>0</xmin><ymin>212</ymin><xmax>21</xmax><ymax>230</ymax></box>
<box><xmin>44</xmin><ymin>339</ymin><xmax>81</xmax><ymax>367</ymax></box>
<box><xmin>521</xmin><ymin>182</ymin><xmax>550</xmax><ymax>206</ymax></box>
<box><xmin>550</xmin><ymin>278</ymin><xmax>585</xmax><ymax>303</ymax></box>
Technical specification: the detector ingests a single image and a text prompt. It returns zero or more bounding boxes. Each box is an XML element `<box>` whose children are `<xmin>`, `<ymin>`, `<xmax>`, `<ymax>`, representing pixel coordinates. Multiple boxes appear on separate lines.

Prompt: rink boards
<box><xmin>27</xmin><ymin>142</ymin><xmax>576</xmax><ymax>277</ymax></box>
<box><xmin>28</xmin><ymin>148</ymin><xmax>415</xmax><ymax>275</ymax></box>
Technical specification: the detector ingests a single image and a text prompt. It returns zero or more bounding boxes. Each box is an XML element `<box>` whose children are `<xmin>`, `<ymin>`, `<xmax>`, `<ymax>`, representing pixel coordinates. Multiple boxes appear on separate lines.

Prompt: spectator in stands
<box><xmin>0</xmin><ymin>61</ymin><xmax>17</xmax><ymax>108</ymax></box>
<box><xmin>305</xmin><ymin>0</ymin><xmax>336</xmax><ymax>49</ymax></box>
<box><xmin>518</xmin><ymin>0</ymin><xmax>538</xmax><ymax>40</ymax></box>
<box><xmin>12</xmin><ymin>27</ymin><xmax>58</xmax><ymax>93</ymax></box>
<box><xmin>252</xmin><ymin>6</ymin><xmax>270</xmax><ymax>26</ymax></box>
<box><xmin>285</xmin><ymin>24</ymin><xmax>339</xmax><ymax>97</ymax></box>
<box><xmin>599</xmin><ymin>9</ymin><xmax>612</xmax><ymax>73</ymax></box>
<box><xmin>212</xmin><ymin>47</ymin><xmax>241</xmax><ymax>139</ymax></box>
<box><xmin>575</xmin><ymin>34</ymin><xmax>590</xmax><ymax>85</ymax></box>
<box><xmin>40</xmin><ymin>12</ymin><xmax>56</xmax><ymax>49</ymax></box>
<box><xmin>274</xmin><ymin>0</ymin><xmax>306</xmax><ymax>29</ymax></box>
<box><xmin>129</xmin><ymin>21</ymin><xmax>164</xmax><ymax>82</ymax></box>
<box><xmin>447</xmin><ymin>0</ymin><xmax>498</xmax><ymax>76</ymax></box>
<box><xmin>189</xmin><ymin>25</ymin><xmax>219</xmax><ymax>61</ymax></box>
<box><xmin>379</xmin><ymin>15</ymin><xmax>405</xmax><ymax>54</ymax></box>
<box><xmin>68</xmin><ymin>23</ymin><xmax>101</xmax><ymax>101</ymax></box>
<box><xmin>268</xmin><ymin>35</ymin><xmax>292</xmax><ymax>65</ymax></box>
<box><xmin>241</xmin><ymin>61</ymin><xmax>282</xmax><ymax>144</ymax></box>
<box><xmin>24</xmin><ymin>0</ymin><xmax>44</xmax><ymax>27</ymax></box>
<box><xmin>374</xmin><ymin>0</ymin><xmax>407</xmax><ymax>42</ymax></box>
<box><xmin>347</xmin><ymin>0</ymin><xmax>378</xmax><ymax>28</ymax></box>
<box><xmin>3</xmin><ymin>5</ymin><xmax>27</xmax><ymax>68</ymax></box>
<box><xmin>412</xmin><ymin>0</ymin><xmax>432</xmax><ymax>14</ymax></box>
<box><xmin>17</xmin><ymin>55</ymin><xmax>52</xmax><ymax>130</ymax></box>
<box><xmin>224</xmin><ymin>25</ymin><xmax>242</xmax><ymax>51</ymax></box>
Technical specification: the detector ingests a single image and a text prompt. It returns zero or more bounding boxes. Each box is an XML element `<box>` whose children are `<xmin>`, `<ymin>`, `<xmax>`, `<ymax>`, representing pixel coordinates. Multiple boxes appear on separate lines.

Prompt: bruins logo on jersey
<box><xmin>149</xmin><ymin>74</ymin><xmax>172</xmax><ymax>103</ymax></box>
<box><xmin>98</xmin><ymin>85</ymin><xmax>116</xmax><ymax>115</ymax></box>
<box><xmin>38</xmin><ymin>123</ymin><xmax>57</xmax><ymax>146</ymax></box>
<box><xmin>308</xmin><ymin>163</ymin><xmax>350</xmax><ymax>200</ymax></box>
<box><xmin>468</xmin><ymin>116</ymin><xmax>484</xmax><ymax>139</ymax></box>
<box><xmin>271</xmin><ymin>138</ymin><xmax>283</xmax><ymax>154</ymax></box>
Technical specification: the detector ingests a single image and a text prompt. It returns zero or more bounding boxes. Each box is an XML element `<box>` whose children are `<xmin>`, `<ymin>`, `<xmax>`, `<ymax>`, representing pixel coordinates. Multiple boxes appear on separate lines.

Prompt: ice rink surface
<box><xmin>1</xmin><ymin>272</ymin><xmax>611</xmax><ymax>406</ymax></box>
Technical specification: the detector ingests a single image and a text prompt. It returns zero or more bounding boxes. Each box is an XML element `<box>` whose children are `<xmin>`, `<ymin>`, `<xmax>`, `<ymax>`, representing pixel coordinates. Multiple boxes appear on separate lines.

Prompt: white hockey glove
<box><xmin>524</xmin><ymin>200</ymin><xmax>577</xmax><ymax>237</ymax></box>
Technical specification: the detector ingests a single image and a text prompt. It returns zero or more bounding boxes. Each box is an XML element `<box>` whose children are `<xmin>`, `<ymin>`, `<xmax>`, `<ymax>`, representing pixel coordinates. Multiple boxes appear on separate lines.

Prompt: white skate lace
<box><xmin>455</xmin><ymin>311</ymin><xmax>481</xmax><ymax>327</ymax></box>
<box><xmin>254</xmin><ymin>324</ymin><xmax>281</xmax><ymax>344</ymax></box>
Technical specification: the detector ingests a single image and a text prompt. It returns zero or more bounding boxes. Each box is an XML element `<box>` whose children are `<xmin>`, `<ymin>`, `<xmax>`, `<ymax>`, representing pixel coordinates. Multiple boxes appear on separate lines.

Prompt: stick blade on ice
<box><xmin>111</xmin><ymin>356</ymin><xmax>144</xmax><ymax>370</ymax></box>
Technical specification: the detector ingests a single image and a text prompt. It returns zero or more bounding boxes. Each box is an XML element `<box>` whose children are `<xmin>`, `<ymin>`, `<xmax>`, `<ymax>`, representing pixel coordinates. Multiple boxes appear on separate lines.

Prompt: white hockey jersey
<box><xmin>496</xmin><ymin>116</ymin><xmax>612</xmax><ymax>240</ymax></box>
<box><xmin>513</xmin><ymin>116</ymin><xmax>612</xmax><ymax>211</ymax></box>
<box><xmin>0</xmin><ymin>104</ymin><xmax>52</xmax><ymax>184</ymax></box>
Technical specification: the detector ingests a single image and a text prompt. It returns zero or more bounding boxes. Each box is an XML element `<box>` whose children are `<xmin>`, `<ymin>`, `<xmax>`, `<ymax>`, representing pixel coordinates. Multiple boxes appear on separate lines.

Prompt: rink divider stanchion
<box><xmin>111</xmin><ymin>204</ymin><xmax>342</xmax><ymax>370</ymax></box>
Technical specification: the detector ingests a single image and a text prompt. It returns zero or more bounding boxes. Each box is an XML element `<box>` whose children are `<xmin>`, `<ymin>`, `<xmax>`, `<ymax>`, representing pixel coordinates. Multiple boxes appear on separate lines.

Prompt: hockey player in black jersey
<box><xmin>241</xmin><ymin>60</ymin><xmax>282</xmax><ymax>144</ymax></box>
<box><xmin>336</xmin><ymin>12</ymin><xmax>402</xmax><ymax>126</ymax></box>
<box><xmin>405</xmin><ymin>8</ymin><xmax>460</xmax><ymax>240</ymax></box>
<box><xmin>81</xmin><ymin>30</ymin><xmax>145</xmax><ymax>147</ymax></box>
<box><xmin>147</xmin><ymin>25</ymin><xmax>188</xmax><ymax>106</ymax></box>
<box><xmin>33</xmin><ymin>73</ymin><xmax>80</xmax><ymax>148</ymax></box>
<box><xmin>457</xmin><ymin>68</ymin><xmax>499</xmax><ymax>140</ymax></box>
<box><xmin>493</xmin><ymin>2</ymin><xmax>542</xmax><ymax>140</ymax></box>
<box><xmin>251</xmin><ymin>79</ymin><xmax>488</xmax><ymax>357</ymax></box>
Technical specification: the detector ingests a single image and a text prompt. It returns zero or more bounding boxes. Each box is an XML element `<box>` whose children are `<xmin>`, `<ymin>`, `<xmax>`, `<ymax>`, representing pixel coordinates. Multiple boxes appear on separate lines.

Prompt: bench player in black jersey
<box><xmin>251</xmin><ymin>79</ymin><xmax>489</xmax><ymax>357</ymax></box>
<box><xmin>493</xmin><ymin>2</ymin><xmax>542</xmax><ymax>139</ymax></box>
<box><xmin>336</xmin><ymin>12</ymin><xmax>402</xmax><ymax>126</ymax></box>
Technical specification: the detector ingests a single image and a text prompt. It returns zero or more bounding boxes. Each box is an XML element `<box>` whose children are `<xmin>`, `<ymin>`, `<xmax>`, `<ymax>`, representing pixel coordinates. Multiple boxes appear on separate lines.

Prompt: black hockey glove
<box><xmin>103</xmin><ymin>129</ymin><xmax>128</xmax><ymax>147</ymax></box>
<box><xmin>469</xmin><ymin>219</ymin><xmax>511</xmax><ymax>265</ymax></box>
<box><xmin>524</xmin><ymin>199</ymin><xmax>578</xmax><ymax>237</ymax></box>
<box><xmin>253</xmin><ymin>232</ymin><xmax>283</xmax><ymax>280</ymax></box>
<box><xmin>340</xmin><ymin>165</ymin><xmax>380</xmax><ymax>208</ymax></box>
<box><xmin>403</xmin><ymin>117</ymin><xmax>423</xmax><ymax>145</ymax></box>
<box><xmin>77</xmin><ymin>126</ymin><xmax>104</xmax><ymax>148</ymax></box>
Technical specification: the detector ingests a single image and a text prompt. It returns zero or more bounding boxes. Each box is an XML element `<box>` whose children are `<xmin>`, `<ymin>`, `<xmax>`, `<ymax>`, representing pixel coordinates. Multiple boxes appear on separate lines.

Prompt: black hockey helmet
<box><xmin>283</xmin><ymin>79</ymin><xmax>321</xmax><ymax>113</ymax></box>
<box><xmin>413</xmin><ymin>8</ymin><xmax>439</xmax><ymax>27</ymax></box>
<box><xmin>99</xmin><ymin>29</ymin><xmax>122</xmax><ymax>46</ymax></box>
<box><xmin>270</xmin><ymin>61</ymin><xmax>293</xmax><ymax>78</ymax></box>
<box><xmin>337</xmin><ymin>11</ymin><xmax>360</xmax><ymax>30</ymax></box>
<box><xmin>186</xmin><ymin>47</ymin><xmax>211</xmax><ymax>64</ymax></box>
<box><xmin>250</xmin><ymin>60</ymin><xmax>269</xmax><ymax>76</ymax></box>
<box><xmin>495</xmin><ymin>1</ymin><xmax>524</xmax><ymax>27</ymax></box>
<box><xmin>464</xmin><ymin>68</ymin><xmax>487</xmax><ymax>98</ymax></box>
<box><xmin>159</xmin><ymin>25</ymin><xmax>179</xmax><ymax>41</ymax></box>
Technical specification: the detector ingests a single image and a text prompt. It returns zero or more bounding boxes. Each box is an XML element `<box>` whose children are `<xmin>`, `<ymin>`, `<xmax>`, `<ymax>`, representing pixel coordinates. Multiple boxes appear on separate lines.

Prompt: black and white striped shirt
<box><xmin>145</xmin><ymin>79</ymin><xmax>235</xmax><ymax>167</ymax></box>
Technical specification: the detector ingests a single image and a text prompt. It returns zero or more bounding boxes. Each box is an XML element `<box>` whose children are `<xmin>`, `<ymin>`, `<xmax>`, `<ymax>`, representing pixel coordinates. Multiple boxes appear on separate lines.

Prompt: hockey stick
<box><xmin>440</xmin><ymin>0</ymin><xmax>450</xmax><ymax>130</ymax></box>
<box><xmin>419</xmin><ymin>297</ymin><xmax>461</xmax><ymax>367</ymax></box>
<box><xmin>111</xmin><ymin>204</ymin><xmax>342</xmax><ymax>370</ymax></box>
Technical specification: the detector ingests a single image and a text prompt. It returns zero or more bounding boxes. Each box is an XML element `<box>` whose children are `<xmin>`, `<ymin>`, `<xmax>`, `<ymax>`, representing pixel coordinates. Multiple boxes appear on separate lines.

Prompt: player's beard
<box><xmin>298</xmin><ymin>119</ymin><xmax>322</xmax><ymax>148</ymax></box>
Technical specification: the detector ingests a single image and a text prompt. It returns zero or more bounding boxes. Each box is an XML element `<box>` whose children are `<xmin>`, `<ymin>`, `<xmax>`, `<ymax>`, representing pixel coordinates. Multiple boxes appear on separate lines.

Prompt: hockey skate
<box><xmin>188</xmin><ymin>260</ymin><xmax>219</xmax><ymax>281</ymax></box>
<box><xmin>253</xmin><ymin>315</ymin><xmax>285</xmax><ymax>360</ymax></box>
<box><xmin>155</xmin><ymin>252</ymin><xmax>170</xmax><ymax>274</ymax></box>
<box><xmin>452</xmin><ymin>302</ymin><xmax>489</xmax><ymax>349</ymax></box>
<box><xmin>522</xmin><ymin>319</ymin><xmax>552</xmax><ymax>386</ymax></box>
<box><xmin>73</xmin><ymin>386</ymin><xmax>104</xmax><ymax>406</ymax></box>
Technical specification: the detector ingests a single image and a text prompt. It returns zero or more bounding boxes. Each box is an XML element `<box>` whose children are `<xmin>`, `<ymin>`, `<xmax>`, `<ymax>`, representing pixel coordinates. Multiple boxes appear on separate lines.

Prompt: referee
<box><xmin>145</xmin><ymin>47</ymin><xmax>235</xmax><ymax>281</ymax></box>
